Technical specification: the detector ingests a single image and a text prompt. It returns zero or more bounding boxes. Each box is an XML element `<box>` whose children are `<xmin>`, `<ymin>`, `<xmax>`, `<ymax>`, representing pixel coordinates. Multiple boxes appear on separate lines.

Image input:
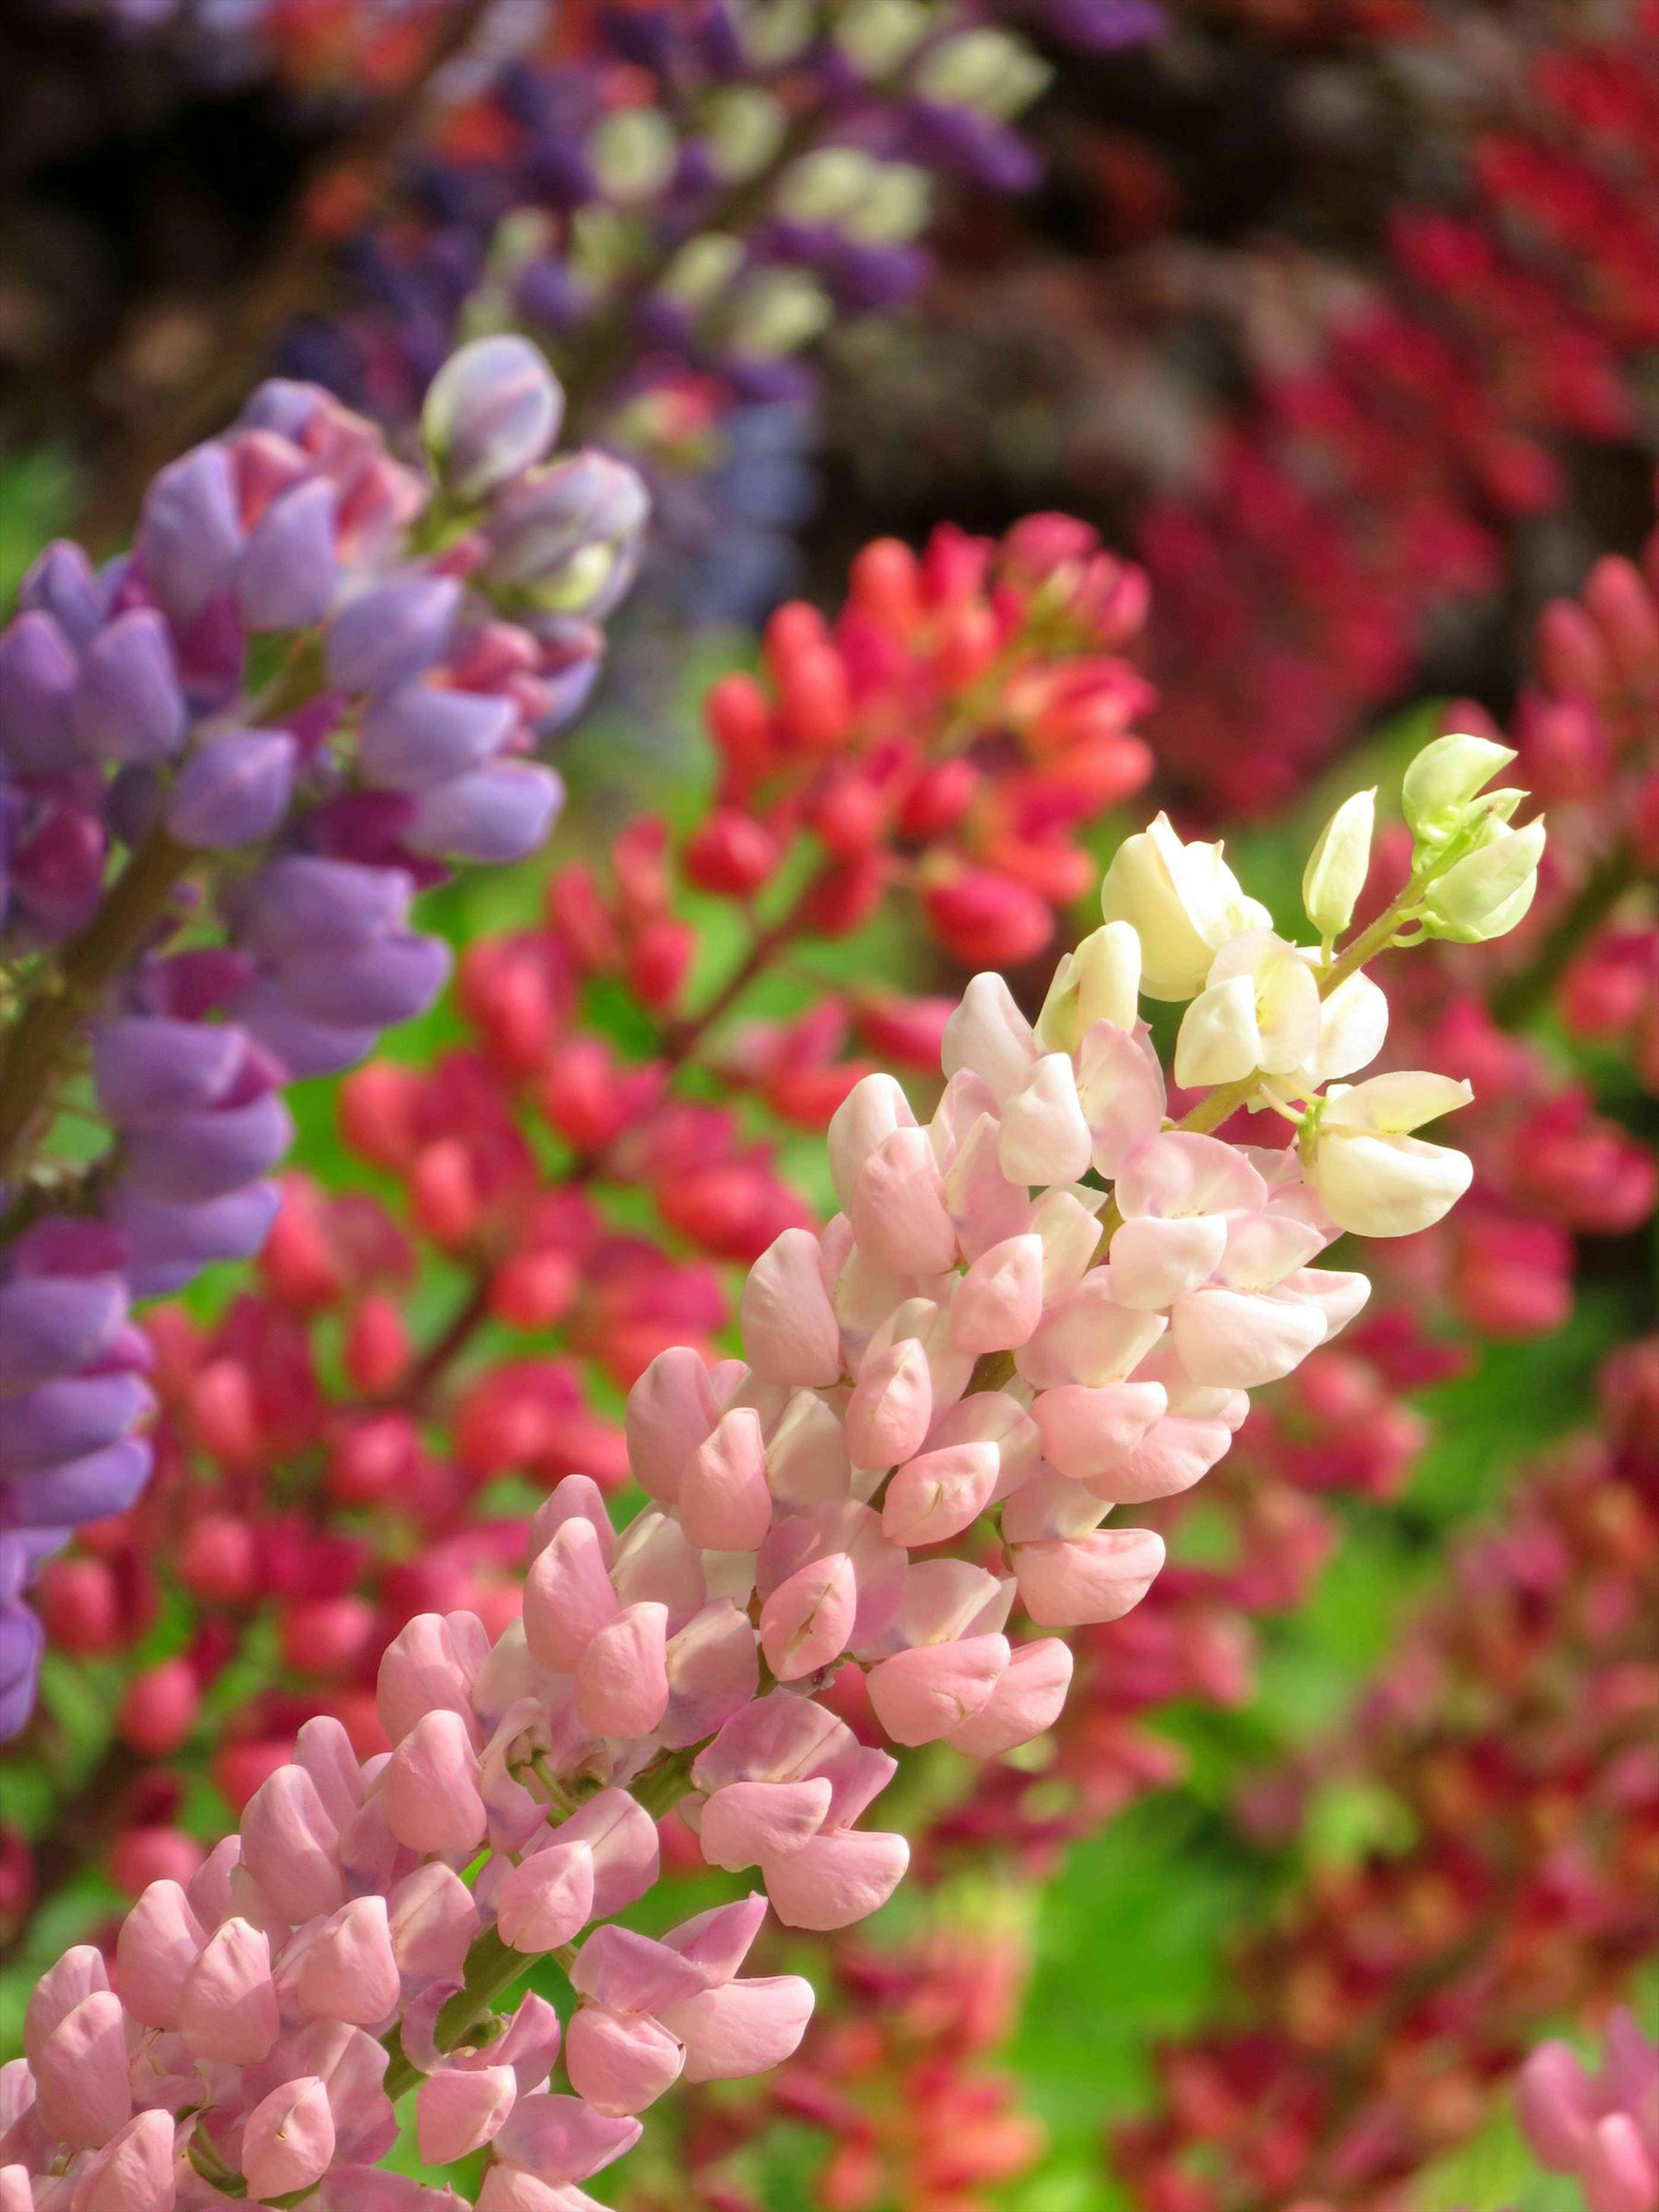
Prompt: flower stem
<box><xmin>0</xmin><ymin>826</ymin><xmax>193</xmax><ymax>1187</ymax></box>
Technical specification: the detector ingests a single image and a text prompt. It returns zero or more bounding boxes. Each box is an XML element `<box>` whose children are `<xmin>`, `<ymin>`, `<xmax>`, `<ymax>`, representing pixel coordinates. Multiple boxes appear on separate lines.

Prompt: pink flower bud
<box><xmin>998</xmin><ymin>1054</ymin><xmax>1094</xmax><ymax>1185</ymax></box>
<box><xmin>623</xmin><ymin>1347</ymin><xmax>720</xmax><ymax>1504</ymax></box>
<box><xmin>663</xmin><ymin>1601</ymin><xmax>760</xmax><ymax>1748</ymax></box>
<box><xmin>828</xmin><ymin>1074</ymin><xmax>916</xmax><ymax>1211</ymax></box>
<box><xmin>526</xmin><ymin>1472</ymin><xmax>616</xmax><ymax>1567</ymax></box>
<box><xmin>72</xmin><ymin>2108</ymin><xmax>177</xmax><ymax>2212</ymax></box>
<box><xmin>759</xmin><ymin>1553</ymin><xmax>858</xmax><ymax>1681</ymax></box>
<box><xmin>241</xmin><ymin>1763</ymin><xmax>346</xmax><ymax>1924</ymax></box>
<box><xmin>761</xmin><ymin>1827</ymin><xmax>909</xmax><ymax>1931</ymax></box>
<box><xmin>116</xmin><ymin>1657</ymin><xmax>200</xmax><ymax>1756</ymax></box>
<box><xmin>387</xmin><ymin>1862</ymin><xmax>479</xmax><ymax>1983</ymax></box>
<box><xmin>376</xmin><ymin>1610</ymin><xmax>488</xmax><ymax>1745</ymax></box>
<box><xmin>943</xmin><ymin>1636</ymin><xmax>1074</xmax><ymax>1755</ymax></box>
<box><xmin>298</xmin><ymin>1897</ymin><xmax>402</xmax><ymax>2025</ymax></box>
<box><xmin>24</xmin><ymin>1944</ymin><xmax>109</xmax><ymax>2070</ymax></box>
<box><xmin>181</xmin><ymin>1916</ymin><xmax>280</xmax><ymax>2063</ymax></box>
<box><xmin>845</xmin><ymin>1337</ymin><xmax>933</xmax><ymax>1472</ymax></box>
<box><xmin>850</xmin><ymin>1128</ymin><xmax>958</xmax><ymax>1275</ymax></box>
<box><xmin>658</xmin><ymin>1973</ymin><xmax>817</xmax><ymax>2085</ymax></box>
<box><xmin>941</xmin><ymin>973</ymin><xmax>1038</xmax><ymax>1103</ymax></box>
<box><xmin>1516</xmin><ymin>2040</ymin><xmax>1596</xmax><ymax>2170</ymax></box>
<box><xmin>1032</xmin><ymin>1381</ymin><xmax>1168</xmax><ymax>1480</ymax></box>
<box><xmin>1583</xmin><ymin>2115</ymin><xmax>1659</xmax><ymax>2212</ymax></box>
<box><xmin>741</xmin><ymin>1228</ymin><xmax>842</xmax><ymax>1386</ymax></box>
<box><xmin>417</xmin><ymin>2064</ymin><xmax>518</xmax><ymax>2165</ymax></box>
<box><xmin>880</xmin><ymin>1442</ymin><xmax>1001</xmax><ymax>1546</ymax></box>
<box><xmin>524</xmin><ymin>1517</ymin><xmax>620</xmax><ymax>1672</ymax></box>
<box><xmin>679</xmin><ymin>1406</ymin><xmax>773</xmax><ymax>1552</ymax></box>
<box><xmin>380</xmin><ymin>1710</ymin><xmax>487</xmax><ymax>1856</ymax></box>
<box><xmin>495</xmin><ymin>1838</ymin><xmax>596</xmax><ymax>1953</ymax></box>
<box><xmin>115</xmin><ymin>1878</ymin><xmax>205</xmax><ymax>2028</ymax></box>
<box><xmin>951</xmin><ymin>1233</ymin><xmax>1045</xmax><ymax>1353</ymax></box>
<box><xmin>1091</xmin><ymin>1413</ymin><xmax>1234</xmax><ymax>1503</ymax></box>
<box><xmin>1012</xmin><ymin>1528</ymin><xmax>1165</xmax><ymax>1627</ymax></box>
<box><xmin>565</xmin><ymin>2006</ymin><xmax>684</xmax><ymax>2115</ymax></box>
<box><xmin>243</xmin><ymin>2074</ymin><xmax>337</xmax><ymax>2199</ymax></box>
<box><xmin>1170</xmin><ymin>1284</ymin><xmax>1328</xmax><ymax>1389</ymax></box>
<box><xmin>556</xmin><ymin>1789</ymin><xmax>661</xmax><ymax>1917</ymax></box>
<box><xmin>699</xmin><ymin>1779</ymin><xmax>834</xmax><ymax>1871</ymax></box>
<box><xmin>34</xmin><ymin>1989</ymin><xmax>130</xmax><ymax>2148</ymax></box>
<box><xmin>866</xmin><ymin>1632</ymin><xmax>1011</xmax><ymax>1746</ymax></box>
<box><xmin>574</xmin><ymin>1602</ymin><xmax>670</xmax><ymax>1738</ymax></box>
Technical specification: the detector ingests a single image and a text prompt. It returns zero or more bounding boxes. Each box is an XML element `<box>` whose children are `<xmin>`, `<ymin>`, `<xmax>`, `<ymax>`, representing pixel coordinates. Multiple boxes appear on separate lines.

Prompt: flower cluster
<box><xmin>1109</xmin><ymin>1335</ymin><xmax>1659</xmax><ymax>2212</ymax></box>
<box><xmin>289</xmin><ymin>0</ymin><xmax>1164</xmax><ymax>625</ymax></box>
<box><xmin>0</xmin><ymin>337</ymin><xmax>646</xmax><ymax>1733</ymax></box>
<box><xmin>1517</xmin><ymin>2011</ymin><xmax>1659</xmax><ymax>2212</ymax></box>
<box><xmin>0</xmin><ymin>748</ymin><xmax>1527</xmax><ymax>2205</ymax></box>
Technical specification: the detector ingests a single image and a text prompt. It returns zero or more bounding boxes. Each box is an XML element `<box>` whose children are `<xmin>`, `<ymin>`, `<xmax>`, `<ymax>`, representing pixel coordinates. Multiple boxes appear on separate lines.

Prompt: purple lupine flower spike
<box><xmin>0</xmin><ymin>334</ymin><xmax>646</xmax><ymax>1732</ymax></box>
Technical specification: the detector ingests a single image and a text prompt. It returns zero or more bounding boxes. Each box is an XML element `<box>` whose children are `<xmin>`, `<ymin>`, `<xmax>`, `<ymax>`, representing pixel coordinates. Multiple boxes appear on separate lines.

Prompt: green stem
<box><xmin>0</xmin><ymin>827</ymin><xmax>193</xmax><ymax>1186</ymax></box>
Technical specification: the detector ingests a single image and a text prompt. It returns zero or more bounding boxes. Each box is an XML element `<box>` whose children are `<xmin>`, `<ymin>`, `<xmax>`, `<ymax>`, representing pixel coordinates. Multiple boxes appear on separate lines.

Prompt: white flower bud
<box><xmin>702</xmin><ymin>87</ymin><xmax>788</xmax><ymax>184</ymax></box>
<box><xmin>1036</xmin><ymin>922</ymin><xmax>1141</xmax><ymax>1052</ymax></box>
<box><xmin>915</xmin><ymin>29</ymin><xmax>1051</xmax><ymax>118</ymax></box>
<box><xmin>1307</xmin><ymin>1071</ymin><xmax>1475</xmax><ymax>1237</ymax></box>
<box><xmin>1174</xmin><ymin>930</ymin><xmax>1321</xmax><ymax>1089</ymax></box>
<box><xmin>835</xmin><ymin>0</ymin><xmax>930</xmax><ymax>77</ymax></box>
<box><xmin>1401</xmin><ymin>733</ymin><xmax>1517</xmax><ymax>847</ymax></box>
<box><xmin>1419</xmin><ymin>817</ymin><xmax>1547</xmax><ymax>942</ymax></box>
<box><xmin>1099</xmin><ymin>814</ymin><xmax>1270</xmax><ymax>1001</ymax></box>
<box><xmin>591</xmin><ymin>108</ymin><xmax>678</xmax><ymax>206</ymax></box>
<box><xmin>1301</xmin><ymin>786</ymin><xmax>1375</xmax><ymax>940</ymax></box>
<box><xmin>421</xmin><ymin>336</ymin><xmax>564</xmax><ymax>503</ymax></box>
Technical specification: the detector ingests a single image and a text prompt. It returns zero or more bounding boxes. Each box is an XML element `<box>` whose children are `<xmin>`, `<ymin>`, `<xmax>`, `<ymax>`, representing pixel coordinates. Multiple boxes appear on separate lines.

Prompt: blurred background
<box><xmin>1</xmin><ymin>3</ymin><xmax>1654</xmax><ymax>2207</ymax></box>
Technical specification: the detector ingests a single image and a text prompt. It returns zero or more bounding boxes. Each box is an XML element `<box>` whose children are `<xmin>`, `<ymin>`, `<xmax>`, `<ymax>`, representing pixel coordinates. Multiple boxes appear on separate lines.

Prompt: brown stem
<box><xmin>0</xmin><ymin>826</ymin><xmax>193</xmax><ymax>1189</ymax></box>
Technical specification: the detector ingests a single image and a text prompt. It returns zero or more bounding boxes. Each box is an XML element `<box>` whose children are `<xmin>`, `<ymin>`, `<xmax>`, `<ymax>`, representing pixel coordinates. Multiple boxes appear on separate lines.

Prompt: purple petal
<box><xmin>110</xmin><ymin>1180</ymin><xmax>282</xmax><ymax>1294</ymax></box>
<box><xmin>236</xmin><ymin>855</ymin><xmax>413</xmax><ymax>960</ymax></box>
<box><xmin>404</xmin><ymin>761</ymin><xmax>564</xmax><ymax>864</ymax></box>
<box><xmin>137</xmin><ymin>443</ymin><xmax>245</xmax><ymax>627</ymax></box>
<box><xmin>0</xmin><ymin>1595</ymin><xmax>45</xmax><ymax>1738</ymax></box>
<box><xmin>121</xmin><ymin>1090</ymin><xmax>294</xmax><ymax>1204</ymax></box>
<box><xmin>0</xmin><ymin>1436</ymin><xmax>153</xmax><ymax>1532</ymax></box>
<box><xmin>356</xmin><ymin>683</ymin><xmax>517</xmax><ymax>791</ymax></box>
<box><xmin>167</xmin><ymin>729</ymin><xmax>296</xmax><ymax>848</ymax></box>
<box><xmin>0</xmin><ymin>613</ymin><xmax>79</xmax><ymax>774</ymax></box>
<box><xmin>0</xmin><ymin>1276</ymin><xmax>129</xmax><ymax>1397</ymax></box>
<box><xmin>70</xmin><ymin>609</ymin><xmax>188</xmax><ymax>763</ymax></box>
<box><xmin>19</xmin><ymin>543</ymin><xmax>103</xmax><ymax>652</ymax></box>
<box><xmin>422</xmin><ymin>334</ymin><xmax>564</xmax><ymax>501</ymax></box>
<box><xmin>235</xmin><ymin>478</ymin><xmax>340</xmax><ymax>632</ymax></box>
<box><xmin>324</xmin><ymin>577</ymin><xmax>461</xmax><ymax>697</ymax></box>
<box><xmin>0</xmin><ymin>1373</ymin><xmax>154</xmax><ymax>1478</ymax></box>
<box><xmin>232</xmin><ymin>978</ymin><xmax>378</xmax><ymax>1081</ymax></box>
<box><xmin>275</xmin><ymin>929</ymin><xmax>451</xmax><ymax>1030</ymax></box>
<box><xmin>94</xmin><ymin>1017</ymin><xmax>245</xmax><ymax>1126</ymax></box>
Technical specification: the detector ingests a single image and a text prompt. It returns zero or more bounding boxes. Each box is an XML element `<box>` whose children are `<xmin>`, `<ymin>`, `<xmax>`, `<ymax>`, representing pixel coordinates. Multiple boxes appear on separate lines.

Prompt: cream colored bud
<box><xmin>702</xmin><ymin>87</ymin><xmax>788</xmax><ymax>184</ymax></box>
<box><xmin>915</xmin><ymin>29</ymin><xmax>1051</xmax><ymax>117</ymax></box>
<box><xmin>1099</xmin><ymin>814</ymin><xmax>1271</xmax><ymax>1002</ymax></box>
<box><xmin>835</xmin><ymin>0</ymin><xmax>930</xmax><ymax>76</ymax></box>
<box><xmin>590</xmin><ymin>108</ymin><xmax>678</xmax><ymax>207</ymax></box>
<box><xmin>1301</xmin><ymin>786</ymin><xmax>1375</xmax><ymax>940</ymax></box>
<box><xmin>1402</xmin><ymin>733</ymin><xmax>1517</xmax><ymax>846</ymax></box>
<box><xmin>1419</xmin><ymin>817</ymin><xmax>1547</xmax><ymax>942</ymax></box>
<box><xmin>1307</xmin><ymin>1071</ymin><xmax>1476</xmax><ymax>1237</ymax></box>
<box><xmin>1036</xmin><ymin>922</ymin><xmax>1141</xmax><ymax>1052</ymax></box>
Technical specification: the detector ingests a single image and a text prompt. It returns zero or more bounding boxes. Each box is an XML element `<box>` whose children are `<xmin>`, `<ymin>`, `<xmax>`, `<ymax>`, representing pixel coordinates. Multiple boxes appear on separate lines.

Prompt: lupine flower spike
<box><xmin>0</xmin><ymin>743</ymin><xmax>1539</xmax><ymax>2204</ymax></box>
